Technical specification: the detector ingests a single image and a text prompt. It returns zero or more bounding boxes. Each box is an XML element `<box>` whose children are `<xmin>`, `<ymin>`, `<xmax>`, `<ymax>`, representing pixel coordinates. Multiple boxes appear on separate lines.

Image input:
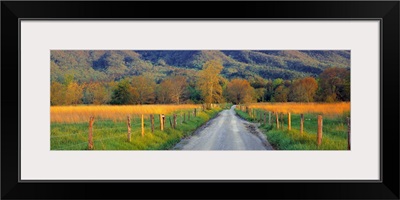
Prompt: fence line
<box><xmin>235</xmin><ymin>106</ymin><xmax>350</xmax><ymax>148</ymax></box>
<box><xmin>52</xmin><ymin>105</ymin><xmax>223</xmax><ymax>150</ymax></box>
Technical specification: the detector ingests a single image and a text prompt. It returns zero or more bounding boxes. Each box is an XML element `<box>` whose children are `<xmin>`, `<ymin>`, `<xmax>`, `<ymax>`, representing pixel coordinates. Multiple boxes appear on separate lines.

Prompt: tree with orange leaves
<box><xmin>226</xmin><ymin>79</ymin><xmax>256</xmax><ymax>104</ymax></box>
<box><xmin>158</xmin><ymin>76</ymin><xmax>188</xmax><ymax>104</ymax></box>
<box><xmin>196</xmin><ymin>60</ymin><xmax>224</xmax><ymax>108</ymax></box>
<box><xmin>289</xmin><ymin>77</ymin><xmax>318</xmax><ymax>102</ymax></box>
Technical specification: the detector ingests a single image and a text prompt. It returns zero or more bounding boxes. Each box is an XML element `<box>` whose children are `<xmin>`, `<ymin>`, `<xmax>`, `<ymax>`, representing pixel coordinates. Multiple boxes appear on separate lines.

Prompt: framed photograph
<box><xmin>2</xmin><ymin>1</ymin><xmax>399</xmax><ymax>199</ymax></box>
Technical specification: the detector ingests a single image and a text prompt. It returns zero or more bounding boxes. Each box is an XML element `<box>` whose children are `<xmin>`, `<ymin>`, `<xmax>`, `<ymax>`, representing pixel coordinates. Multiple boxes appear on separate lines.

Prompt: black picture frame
<box><xmin>1</xmin><ymin>1</ymin><xmax>399</xmax><ymax>199</ymax></box>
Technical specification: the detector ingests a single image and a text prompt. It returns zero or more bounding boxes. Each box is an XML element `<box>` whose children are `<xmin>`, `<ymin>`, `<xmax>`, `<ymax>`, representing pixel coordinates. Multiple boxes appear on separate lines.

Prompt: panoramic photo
<box><xmin>50</xmin><ymin>50</ymin><xmax>350</xmax><ymax>150</ymax></box>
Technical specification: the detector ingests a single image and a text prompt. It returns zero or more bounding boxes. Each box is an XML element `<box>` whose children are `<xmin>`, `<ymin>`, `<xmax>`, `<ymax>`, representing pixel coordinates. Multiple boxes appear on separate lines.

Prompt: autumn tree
<box><xmin>318</xmin><ymin>67</ymin><xmax>350</xmax><ymax>102</ymax></box>
<box><xmin>131</xmin><ymin>75</ymin><xmax>156</xmax><ymax>104</ymax></box>
<box><xmin>289</xmin><ymin>77</ymin><xmax>318</xmax><ymax>102</ymax></box>
<box><xmin>226</xmin><ymin>79</ymin><xmax>255</xmax><ymax>104</ymax></box>
<box><xmin>65</xmin><ymin>82</ymin><xmax>84</xmax><ymax>105</ymax></box>
<box><xmin>164</xmin><ymin>76</ymin><xmax>188</xmax><ymax>104</ymax></box>
<box><xmin>251</xmin><ymin>76</ymin><xmax>267</xmax><ymax>89</ymax></box>
<box><xmin>50</xmin><ymin>81</ymin><xmax>66</xmax><ymax>105</ymax></box>
<box><xmin>272</xmin><ymin>85</ymin><xmax>289</xmax><ymax>102</ymax></box>
<box><xmin>84</xmin><ymin>82</ymin><xmax>111</xmax><ymax>104</ymax></box>
<box><xmin>155</xmin><ymin>82</ymin><xmax>171</xmax><ymax>104</ymax></box>
<box><xmin>196</xmin><ymin>60</ymin><xmax>224</xmax><ymax>108</ymax></box>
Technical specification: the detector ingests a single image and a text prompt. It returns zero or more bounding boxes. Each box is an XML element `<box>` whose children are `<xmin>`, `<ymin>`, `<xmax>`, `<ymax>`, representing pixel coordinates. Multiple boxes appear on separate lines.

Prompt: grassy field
<box><xmin>247</xmin><ymin>102</ymin><xmax>350</xmax><ymax>116</ymax></box>
<box><xmin>51</xmin><ymin>106</ymin><xmax>223</xmax><ymax>150</ymax></box>
<box><xmin>235</xmin><ymin>104</ymin><xmax>350</xmax><ymax>150</ymax></box>
<box><xmin>51</xmin><ymin>104</ymin><xmax>204</xmax><ymax>123</ymax></box>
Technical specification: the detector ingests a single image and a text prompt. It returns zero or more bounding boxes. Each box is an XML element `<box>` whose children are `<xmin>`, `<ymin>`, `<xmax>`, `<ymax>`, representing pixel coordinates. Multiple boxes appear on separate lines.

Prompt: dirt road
<box><xmin>174</xmin><ymin>106</ymin><xmax>273</xmax><ymax>150</ymax></box>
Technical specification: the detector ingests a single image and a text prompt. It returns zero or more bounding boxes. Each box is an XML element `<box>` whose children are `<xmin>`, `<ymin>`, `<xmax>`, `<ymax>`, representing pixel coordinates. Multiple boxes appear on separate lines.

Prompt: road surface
<box><xmin>174</xmin><ymin>106</ymin><xmax>273</xmax><ymax>150</ymax></box>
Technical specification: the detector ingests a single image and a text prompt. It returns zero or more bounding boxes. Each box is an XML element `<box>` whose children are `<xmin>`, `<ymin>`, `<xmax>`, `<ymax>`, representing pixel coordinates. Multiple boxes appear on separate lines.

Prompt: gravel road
<box><xmin>174</xmin><ymin>106</ymin><xmax>274</xmax><ymax>150</ymax></box>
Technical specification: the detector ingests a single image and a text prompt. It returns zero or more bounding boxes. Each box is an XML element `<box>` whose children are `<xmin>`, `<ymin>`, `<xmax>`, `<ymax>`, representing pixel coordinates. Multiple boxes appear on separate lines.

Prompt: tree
<box><xmin>155</xmin><ymin>83</ymin><xmax>170</xmax><ymax>104</ymax></box>
<box><xmin>187</xmin><ymin>85</ymin><xmax>202</xmax><ymax>104</ymax></box>
<box><xmin>264</xmin><ymin>80</ymin><xmax>274</xmax><ymax>102</ymax></box>
<box><xmin>272</xmin><ymin>85</ymin><xmax>289</xmax><ymax>102</ymax></box>
<box><xmin>131</xmin><ymin>75</ymin><xmax>156</xmax><ymax>104</ymax></box>
<box><xmin>251</xmin><ymin>76</ymin><xmax>267</xmax><ymax>89</ymax></box>
<box><xmin>51</xmin><ymin>81</ymin><xmax>66</xmax><ymax>105</ymax></box>
<box><xmin>63</xmin><ymin>74</ymin><xmax>74</xmax><ymax>86</ymax></box>
<box><xmin>255</xmin><ymin>88</ymin><xmax>265</xmax><ymax>102</ymax></box>
<box><xmin>166</xmin><ymin>76</ymin><xmax>188</xmax><ymax>104</ymax></box>
<box><xmin>84</xmin><ymin>82</ymin><xmax>110</xmax><ymax>104</ymax></box>
<box><xmin>289</xmin><ymin>77</ymin><xmax>318</xmax><ymax>102</ymax></box>
<box><xmin>65</xmin><ymin>82</ymin><xmax>83</xmax><ymax>105</ymax></box>
<box><xmin>318</xmin><ymin>67</ymin><xmax>350</xmax><ymax>102</ymax></box>
<box><xmin>272</xmin><ymin>78</ymin><xmax>284</xmax><ymax>89</ymax></box>
<box><xmin>196</xmin><ymin>60</ymin><xmax>224</xmax><ymax>108</ymax></box>
<box><xmin>110</xmin><ymin>78</ymin><xmax>132</xmax><ymax>105</ymax></box>
<box><xmin>225</xmin><ymin>79</ymin><xmax>255</xmax><ymax>104</ymax></box>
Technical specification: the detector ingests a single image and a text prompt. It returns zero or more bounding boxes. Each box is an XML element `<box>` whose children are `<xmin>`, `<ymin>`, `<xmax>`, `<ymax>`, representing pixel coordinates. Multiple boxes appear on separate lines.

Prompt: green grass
<box><xmin>51</xmin><ymin>108</ymin><xmax>222</xmax><ymax>150</ymax></box>
<box><xmin>235</xmin><ymin>108</ymin><xmax>349</xmax><ymax>150</ymax></box>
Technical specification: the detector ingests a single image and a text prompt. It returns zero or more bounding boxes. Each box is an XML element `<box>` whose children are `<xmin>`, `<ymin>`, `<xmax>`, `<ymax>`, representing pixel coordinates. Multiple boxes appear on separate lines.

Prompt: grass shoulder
<box><xmin>234</xmin><ymin>107</ymin><xmax>348</xmax><ymax>150</ymax></box>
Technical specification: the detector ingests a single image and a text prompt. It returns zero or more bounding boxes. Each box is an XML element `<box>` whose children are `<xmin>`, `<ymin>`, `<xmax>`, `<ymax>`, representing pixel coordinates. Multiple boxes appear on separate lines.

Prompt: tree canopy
<box><xmin>50</xmin><ymin>55</ymin><xmax>350</xmax><ymax>106</ymax></box>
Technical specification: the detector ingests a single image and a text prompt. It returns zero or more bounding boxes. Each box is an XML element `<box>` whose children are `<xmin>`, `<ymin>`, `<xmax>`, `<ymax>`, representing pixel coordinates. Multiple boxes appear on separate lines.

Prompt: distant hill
<box><xmin>51</xmin><ymin>50</ymin><xmax>350</xmax><ymax>83</ymax></box>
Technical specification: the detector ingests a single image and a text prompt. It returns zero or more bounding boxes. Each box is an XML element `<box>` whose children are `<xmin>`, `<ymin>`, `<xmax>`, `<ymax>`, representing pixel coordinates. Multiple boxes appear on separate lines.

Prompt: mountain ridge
<box><xmin>50</xmin><ymin>50</ymin><xmax>350</xmax><ymax>83</ymax></box>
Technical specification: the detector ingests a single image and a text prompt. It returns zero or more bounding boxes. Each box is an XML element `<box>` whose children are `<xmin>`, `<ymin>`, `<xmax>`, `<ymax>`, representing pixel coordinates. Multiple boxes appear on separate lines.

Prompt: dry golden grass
<box><xmin>248</xmin><ymin>102</ymin><xmax>350</xmax><ymax>116</ymax></box>
<box><xmin>51</xmin><ymin>104</ymin><xmax>201</xmax><ymax>123</ymax></box>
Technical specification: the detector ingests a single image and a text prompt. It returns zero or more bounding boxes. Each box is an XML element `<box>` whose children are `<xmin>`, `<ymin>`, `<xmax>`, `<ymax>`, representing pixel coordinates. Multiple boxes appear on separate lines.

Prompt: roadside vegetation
<box><xmin>235</xmin><ymin>105</ymin><xmax>349</xmax><ymax>150</ymax></box>
<box><xmin>51</xmin><ymin>107</ymin><xmax>222</xmax><ymax>150</ymax></box>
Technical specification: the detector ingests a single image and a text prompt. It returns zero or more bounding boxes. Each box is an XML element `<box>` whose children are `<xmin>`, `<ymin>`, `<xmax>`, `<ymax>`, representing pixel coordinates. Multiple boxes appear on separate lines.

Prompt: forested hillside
<box><xmin>50</xmin><ymin>50</ymin><xmax>350</xmax><ymax>105</ymax></box>
<box><xmin>51</xmin><ymin>50</ymin><xmax>350</xmax><ymax>83</ymax></box>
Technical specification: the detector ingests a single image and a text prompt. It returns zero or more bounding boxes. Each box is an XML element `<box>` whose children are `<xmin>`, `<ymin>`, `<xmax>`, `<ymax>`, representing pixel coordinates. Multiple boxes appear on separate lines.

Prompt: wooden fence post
<box><xmin>162</xmin><ymin>114</ymin><xmax>166</xmax><ymax>129</ymax></box>
<box><xmin>263</xmin><ymin>112</ymin><xmax>266</xmax><ymax>125</ymax></box>
<box><xmin>159</xmin><ymin>114</ymin><xmax>164</xmax><ymax>131</ymax></box>
<box><xmin>141</xmin><ymin>114</ymin><xmax>144</xmax><ymax>137</ymax></box>
<box><xmin>300</xmin><ymin>114</ymin><xmax>304</xmax><ymax>135</ymax></box>
<box><xmin>300</xmin><ymin>113</ymin><xmax>304</xmax><ymax>135</ymax></box>
<box><xmin>347</xmin><ymin>117</ymin><xmax>351</xmax><ymax>150</ymax></box>
<box><xmin>188</xmin><ymin>111</ymin><xmax>191</xmax><ymax>120</ymax></box>
<box><xmin>150</xmin><ymin>114</ymin><xmax>154</xmax><ymax>133</ymax></box>
<box><xmin>181</xmin><ymin>113</ymin><xmax>183</xmax><ymax>124</ymax></box>
<box><xmin>317</xmin><ymin>115</ymin><xmax>323</xmax><ymax>146</ymax></box>
<box><xmin>173</xmin><ymin>114</ymin><xmax>177</xmax><ymax>129</ymax></box>
<box><xmin>127</xmin><ymin>116</ymin><xmax>131</xmax><ymax>142</ymax></box>
<box><xmin>169</xmin><ymin>117</ymin><xmax>173</xmax><ymax>128</ymax></box>
<box><xmin>183</xmin><ymin>112</ymin><xmax>186</xmax><ymax>123</ymax></box>
<box><xmin>194</xmin><ymin>108</ymin><xmax>197</xmax><ymax>117</ymax></box>
<box><xmin>269</xmin><ymin>111</ymin><xmax>271</xmax><ymax>125</ymax></box>
<box><xmin>275</xmin><ymin>112</ymin><xmax>280</xmax><ymax>129</ymax></box>
<box><xmin>288</xmin><ymin>112</ymin><xmax>291</xmax><ymax>130</ymax></box>
<box><xmin>88</xmin><ymin>116</ymin><xmax>94</xmax><ymax>150</ymax></box>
